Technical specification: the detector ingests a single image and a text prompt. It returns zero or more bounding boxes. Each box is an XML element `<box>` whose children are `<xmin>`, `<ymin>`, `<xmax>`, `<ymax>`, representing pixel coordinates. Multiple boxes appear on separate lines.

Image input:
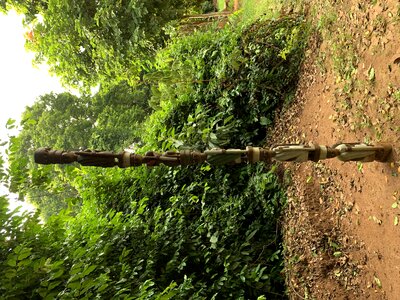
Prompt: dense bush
<box><xmin>2</xmin><ymin>15</ymin><xmax>308</xmax><ymax>299</ymax></box>
<box><xmin>144</xmin><ymin>16</ymin><xmax>307</xmax><ymax>150</ymax></box>
<box><xmin>1</xmin><ymin>164</ymin><xmax>285</xmax><ymax>299</ymax></box>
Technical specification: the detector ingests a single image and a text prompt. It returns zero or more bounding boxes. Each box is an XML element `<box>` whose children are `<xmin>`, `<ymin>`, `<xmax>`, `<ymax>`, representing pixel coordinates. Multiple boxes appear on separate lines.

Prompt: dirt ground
<box><xmin>268</xmin><ymin>0</ymin><xmax>400</xmax><ymax>299</ymax></box>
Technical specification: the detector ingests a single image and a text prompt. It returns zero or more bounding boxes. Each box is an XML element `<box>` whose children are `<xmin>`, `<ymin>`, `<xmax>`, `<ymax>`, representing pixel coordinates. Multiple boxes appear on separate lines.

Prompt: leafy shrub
<box><xmin>69</xmin><ymin>162</ymin><xmax>287</xmax><ymax>298</ymax></box>
<box><xmin>1</xmin><ymin>162</ymin><xmax>286</xmax><ymax>299</ymax></box>
<box><xmin>0</xmin><ymin>197</ymin><xmax>67</xmax><ymax>298</ymax></box>
<box><xmin>144</xmin><ymin>16</ymin><xmax>308</xmax><ymax>150</ymax></box>
<box><xmin>1</xmin><ymin>14</ymin><xmax>307</xmax><ymax>300</ymax></box>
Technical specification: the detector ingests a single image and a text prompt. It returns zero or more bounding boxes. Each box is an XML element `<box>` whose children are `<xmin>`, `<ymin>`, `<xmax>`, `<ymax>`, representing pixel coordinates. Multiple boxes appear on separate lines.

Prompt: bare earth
<box><xmin>268</xmin><ymin>0</ymin><xmax>400</xmax><ymax>299</ymax></box>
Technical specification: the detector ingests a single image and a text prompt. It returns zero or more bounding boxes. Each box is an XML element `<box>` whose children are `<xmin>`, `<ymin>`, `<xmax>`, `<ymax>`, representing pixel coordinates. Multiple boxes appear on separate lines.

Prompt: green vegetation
<box><xmin>144</xmin><ymin>17</ymin><xmax>306</xmax><ymax>150</ymax></box>
<box><xmin>1</xmin><ymin>0</ymin><xmax>309</xmax><ymax>298</ymax></box>
<box><xmin>241</xmin><ymin>0</ymin><xmax>282</xmax><ymax>23</ymax></box>
<box><xmin>7</xmin><ymin>81</ymin><xmax>151</xmax><ymax>219</ymax></box>
<box><xmin>2</xmin><ymin>0</ymin><xmax>211</xmax><ymax>90</ymax></box>
<box><xmin>217</xmin><ymin>0</ymin><xmax>226</xmax><ymax>10</ymax></box>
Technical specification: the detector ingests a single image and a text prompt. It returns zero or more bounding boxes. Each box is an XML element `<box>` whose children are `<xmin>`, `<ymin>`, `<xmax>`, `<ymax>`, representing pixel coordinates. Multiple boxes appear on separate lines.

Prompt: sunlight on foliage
<box><xmin>1</xmin><ymin>0</ymin><xmax>308</xmax><ymax>298</ymax></box>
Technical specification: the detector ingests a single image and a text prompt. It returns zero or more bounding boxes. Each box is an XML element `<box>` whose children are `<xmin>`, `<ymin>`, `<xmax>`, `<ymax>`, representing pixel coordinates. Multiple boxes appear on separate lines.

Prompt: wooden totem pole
<box><xmin>34</xmin><ymin>143</ymin><xmax>392</xmax><ymax>168</ymax></box>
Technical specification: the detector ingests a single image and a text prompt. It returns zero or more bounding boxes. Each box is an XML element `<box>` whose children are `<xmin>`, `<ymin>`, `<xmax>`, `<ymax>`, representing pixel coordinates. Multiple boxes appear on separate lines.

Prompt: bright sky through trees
<box><xmin>0</xmin><ymin>10</ymin><xmax>65</xmax><ymax>141</ymax></box>
<box><xmin>0</xmin><ymin>10</ymin><xmax>65</xmax><ymax>212</ymax></box>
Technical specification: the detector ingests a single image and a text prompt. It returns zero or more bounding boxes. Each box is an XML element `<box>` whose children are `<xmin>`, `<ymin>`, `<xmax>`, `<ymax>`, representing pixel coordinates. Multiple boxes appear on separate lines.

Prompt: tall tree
<box><xmin>2</xmin><ymin>0</ymin><xmax>206</xmax><ymax>89</ymax></box>
<box><xmin>21</xmin><ymin>92</ymin><xmax>94</xmax><ymax>150</ymax></box>
<box><xmin>90</xmin><ymin>82</ymin><xmax>152</xmax><ymax>151</ymax></box>
<box><xmin>6</xmin><ymin>91</ymin><xmax>91</xmax><ymax>202</ymax></box>
<box><xmin>7</xmin><ymin>82</ymin><xmax>152</xmax><ymax>218</ymax></box>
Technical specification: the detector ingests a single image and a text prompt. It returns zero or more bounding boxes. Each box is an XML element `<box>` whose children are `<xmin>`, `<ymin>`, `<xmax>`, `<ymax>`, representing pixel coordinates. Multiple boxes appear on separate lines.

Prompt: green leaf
<box><xmin>223</xmin><ymin>115</ymin><xmax>234</xmax><ymax>125</ymax></box>
<box><xmin>52</xmin><ymin>260</ymin><xmax>64</xmax><ymax>268</ymax></box>
<box><xmin>246</xmin><ymin>229</ymin><xmax>258</xmax><ymax>241</ymax></box>
<box><xmin>48</xmin><ymin>280</ymin><xmax>62</xmax><ymax>291</ymax></box>
<box><xmin>44</xmin><ymin>292</ymin><xmax>59</xmax><ymax>300</ymax></box>
<box><xmin>81</xmin><ymin>278</ymin><xmax>95</xmax><ymax>291</ymax></box>
<box><xmin>368</xmin><ymin>67</ymin><xmax>375</xmax><ymax>81</ymax></box>
<box><xmin>25</xmin><ymin>119</ymin><xmax>37</xmax><ymax>126</ymax></box>
<box><xmin>392</xmin><ymin>202</ymin><xmax>398</xmax><ymax>209</ymax></box>
<box><xmin>49</xmin><ymin>269</ymin><xmax>64</xmax><ymax>280</ymax></box>
<box><xmin>5</xmin><ymin>269</ymin><xmax>16</xmax><ymax>279</ymax></box>
<box><xmin>18</xmin><ymin>248</ymin><xmax>32</xmax><ymax>260</ymax></box>
<box><xmin>13</xmin><ymin>245</ymin><xmax>22</xmax><ymax>254</ymax></box>
<box><xmin>329</xmin><ymin>241</ymin><xmax>340</xmax><ymax>250</ymax></box>
<box><xmin>70</xmin><ymin>262</ymin><xmax>83</xmax><ymax>275</ymax></box>
<box><xmin>73</xmin><ymin>247</ymin><xmax>86</xmax><ymax>259</ymax></box>
<box><xmin>6</xmin><ymin>118</ymin><xmax>16</xmax><ymax>129</ymax></box>
<box><xmin>374</xmin><ymin>276</ymin><xmax>382</xmax><ymax>288</ymax></box>
<box><xmin>260</xmin><ymin>117</ymin><xmax>270</xmax><ymax>126</ymax></box>
<box><xmin>97</xmin><ymin>283</ymin><xmax>109</xmax><ymax>292</ymax></box>
<box><xmin>333</xmin><ymin>251</ymin><xmax>342</xmax><ymax>257</ymax></box>
<box><xmin>210</xmin><ymin>234</ymin><xmax>218</xmax><ymax>244</ymax></box>
<box><xmin>67</xmin><ymin>281</ymin><xmax>81</xmax><ymax>290</ymax></box>
<box><xmin>7</xmin><ymin>258</ymin><xmax>17</xmax><ymax>267</ymax></box>
<box><xmin>82</xmin><ymin>265</ymin><xmax>97</xmax><ymax>276</ymax></box>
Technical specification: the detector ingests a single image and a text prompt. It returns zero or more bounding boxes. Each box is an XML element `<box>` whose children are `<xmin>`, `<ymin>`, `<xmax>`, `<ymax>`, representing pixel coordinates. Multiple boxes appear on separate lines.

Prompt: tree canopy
<box><xmin>7</xmin><ymin>81</ymin><xmax>152</xmax><ymax>218</ymax></box>
<box><xmin>21</xmin><ymin>92</ymin><xmax>94</xmax><ymax>150</ymax></box>
<box><xmin>2</xmin><ymin>0</ymin><xmax>207</xmax><ymax>89</ymax></box>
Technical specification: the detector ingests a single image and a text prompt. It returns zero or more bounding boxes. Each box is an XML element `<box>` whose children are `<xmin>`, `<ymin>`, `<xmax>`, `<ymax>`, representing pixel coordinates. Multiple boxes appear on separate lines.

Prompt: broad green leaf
<box><xmin>67</xmin><ymin>281</ymin><xmax>81</xmax><ymax>290</ymax></box>
<box><xmin>44</xmin><ymin>292</ymin><xmax>59</xmax><ymax>300</ymax></box>
<box><xmin>246</xmin><ymin>229</ymin><xmax>258</xmax><ymax>241</ymax></box>
<box><xmin>7</xmin><ymin>258</ymin><xmax>17</xmax><ymax>267</ymax></box>
<box><xmin>73</xmin><ymin>247</ymin><xmax>86</xmax><ymax>259</ymax></box>
<box><xmin>210</xmin><ymin>234</ymin><xmax>218</xmax><ymax>244</ymax></box>
<box><xmin>82</xmin><ymin>265</ymin><xmax>97</xmax><ymax>276</ymax></box>
<box><xmin>49</xmin><ymin>269</ymin><xmax>64</xmax><ymax>280</ymax></box>
<box><xmin>5</xmin><ymin>269</ymin><xmax>16</xmax><ymax>279</ymax></box>
<box><xmin>70</xmin><ymin>262</ymin><xmax>83</xmax><ymax>275</ymax></box>
<box><xmin>48</xmin><ymin>280</ymin><xmax>62</xmax><ymax>291</ymax></box>
<box><xmin>97</xmin><ymin>283</ymin><xmax>109</xmax><ymax>292</ymax></box>
<box><xmin>18</xmin><ymin>248</ymin><xmax>32</xmax><ymax>260</ymax></box>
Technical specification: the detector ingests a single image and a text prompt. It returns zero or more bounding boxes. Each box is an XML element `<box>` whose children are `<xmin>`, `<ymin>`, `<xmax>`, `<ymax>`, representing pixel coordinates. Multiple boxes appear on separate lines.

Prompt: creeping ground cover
<box><xmin>1</xmin><ymin>4</ymin><xmax>308</xmax><ymax>299</ymax></box>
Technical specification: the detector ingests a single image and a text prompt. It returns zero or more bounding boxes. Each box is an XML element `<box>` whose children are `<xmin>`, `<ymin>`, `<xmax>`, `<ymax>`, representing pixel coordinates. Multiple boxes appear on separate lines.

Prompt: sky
<box><xmin>0</xmin><ymin>10</ymin><xmax>65</xmax><ymax>137</ymax></box>
<box><xmin>0</xmin><ymin>11</ymin><xmax>66</xmax><ymax>212</ymax></box>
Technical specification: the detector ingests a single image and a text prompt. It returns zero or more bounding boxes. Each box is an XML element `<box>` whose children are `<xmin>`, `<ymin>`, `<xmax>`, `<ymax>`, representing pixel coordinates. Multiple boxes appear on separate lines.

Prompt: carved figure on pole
<box><xmin>34</xmin><ymin>142</ymin><xmax>392</xmax><ymax>168</ymax></box>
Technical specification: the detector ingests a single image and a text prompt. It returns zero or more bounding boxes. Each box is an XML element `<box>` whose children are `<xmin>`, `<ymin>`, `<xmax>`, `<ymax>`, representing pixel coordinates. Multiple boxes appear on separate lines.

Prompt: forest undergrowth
<box><xmin>1</xmin><ymin>1</ymin><xmax>308</xmax><ymax>298</ymax></box>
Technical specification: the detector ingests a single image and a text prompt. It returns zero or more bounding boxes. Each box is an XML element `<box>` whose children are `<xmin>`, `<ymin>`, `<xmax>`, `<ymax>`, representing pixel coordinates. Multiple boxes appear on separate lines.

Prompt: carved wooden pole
<box><xmin>34</xmin><ymin>143</ymin><xmax>392</xmax><ymax>168</ymax></box>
